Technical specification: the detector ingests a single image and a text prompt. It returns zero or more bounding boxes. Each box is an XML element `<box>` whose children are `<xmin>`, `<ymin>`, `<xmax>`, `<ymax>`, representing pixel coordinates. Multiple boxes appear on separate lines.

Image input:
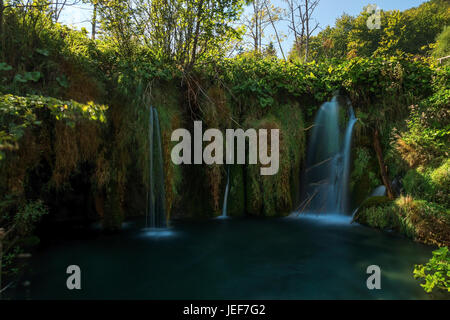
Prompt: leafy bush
<box><xmin>414</xmin><ymin>246</ymin><xmax>450</xmax><ymax>294</ymax></box>
<box><xmin>402</xmin><ymin>159</ymin><xmax>450</xmax><ymax>206</ymax></box>
<box><xmin>0</xmin><ymin>5</ymin><xmax>108</xmax><ymax>100</ymax></box>
<box><xmin>430</xmin><ymin>159</ymin><xmax>450</xmax><ymax>204</ymax></box>
<box><xmin>403</xmin><ymin>169</ymin><xmax>432</xmax><ymax>198</ymax></box>
<box><xmin>204</xmin><ymin>54</ymin><xmax>435</xmax><ymax>113</ymax></box>
<box><xmin>394</xmin><ymin>85</ymin><xmax>450</xmax><ymax>168</ymax></box>
<box><xmin>0</xmin><ymin>94</ymin><xmax>107</xmax><ymax>161</ymax></box>
<box><xmin>13</xmin><ymin>200</ymin><xmax>48</xmax><ymax>236</ymax></box>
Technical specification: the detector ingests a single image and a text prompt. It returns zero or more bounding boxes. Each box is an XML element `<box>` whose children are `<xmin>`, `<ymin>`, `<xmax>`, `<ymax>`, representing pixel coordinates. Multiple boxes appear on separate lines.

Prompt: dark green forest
<box><xmin>0</xmin><ymin>0</ymin><xmax>449</xmax><ymax>297</ymax></box>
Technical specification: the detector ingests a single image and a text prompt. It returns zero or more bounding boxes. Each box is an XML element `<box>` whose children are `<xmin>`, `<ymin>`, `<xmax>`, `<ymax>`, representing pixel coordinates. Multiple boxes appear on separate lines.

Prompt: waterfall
<box><xmin>337</xmin><ymin>107</ymin><xmax>357</xmax><ymax>213</ymax></box>
<box><xmin>221</xmin><ymin>166</ymin><xmax>230</xmax><ymax>218</ymax></box>
<box><xmin>300</xmin><ymin>96</ymin><xmax>357</xmax><ymax>214</ymax></box>
<box><xmin>147</xmin><ymin>106</ymin><xmax>167</xmax><ymax>228</ymax></box>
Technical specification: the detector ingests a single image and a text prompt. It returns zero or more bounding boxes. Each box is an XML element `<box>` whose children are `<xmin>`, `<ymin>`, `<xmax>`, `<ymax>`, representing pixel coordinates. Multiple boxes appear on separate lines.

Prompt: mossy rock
<box><xmin>349</xmin><ymin>147</ymin><xmax>381</xmax><ymax>207</ymax></box>
<box><xmin>241</xmin><ymin>102</ymin><xmax>305</xmax><ymax>217</ymax></box>
<box><xmin>352</xmin><ymin>196</ymin><xmax>393</xmax><ymax>225</ymax></box>
<box><xmin>355</xmin><ymin>195</ymin><xmax>450</xmax><ymax>247</ymax></box>
<box><xmin>359</xmin><ymin>196</ymin><xmax>391</xmax><ymax>210</ymax></box>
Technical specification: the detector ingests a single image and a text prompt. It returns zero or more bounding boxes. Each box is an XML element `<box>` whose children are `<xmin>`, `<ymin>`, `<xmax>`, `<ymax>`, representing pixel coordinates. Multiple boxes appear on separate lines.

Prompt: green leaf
<box><xmin>35</xmin><ymin>48</ymin><xmax>49</xmax><ymax>56</ymax></box>
<box><xmin>0</xmin><ymin>62</ymin><xmax>12</xmax><ymax>71</ymax></box>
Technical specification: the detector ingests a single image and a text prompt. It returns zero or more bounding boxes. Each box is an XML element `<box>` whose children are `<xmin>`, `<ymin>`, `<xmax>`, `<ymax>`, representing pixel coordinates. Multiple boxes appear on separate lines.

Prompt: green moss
<box><xmin>246</xmin><ymin>163</ymin><xmax>263</xmax><ymax>216</ymax></box>
<box><xmin>152</xmin><ymin>82</ymin><xmax>183</xmax><ymax>220</ymax></box>
<box><xmin>350</xmin><ymin>147</ymin><xmax>381</xmax><ymax>205</ymax></box>
<box><xmin>355</xmin><ymin>196</ymin><xmax>450</xmax><ymax>247</ymax></box>
<box><xmin>237</xmin><ymin>102</ymin><xmax>305</xmax><ymax>217</ymax></box>
<box><xmin>228</xmin><ymin>165</ymin><xmax>246</xmax><ymax>217</ymax></box>
<box><xmin>358</xmin><ymin>196</ymin><xmax>391</xmax><ymax>210</ymax></box>
<box><xmin>362</xmin><ymin>204</ymin><xmax>400</xmax><ymax>230</ymax></box>
<box><xmin>103</xmin><ymin>177</ymin><xmax>124</xmax><ymax>231</ymax></box>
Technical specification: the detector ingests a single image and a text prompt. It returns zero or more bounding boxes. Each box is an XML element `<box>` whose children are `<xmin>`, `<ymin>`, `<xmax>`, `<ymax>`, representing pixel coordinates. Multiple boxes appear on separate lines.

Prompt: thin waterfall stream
<box><xmin>221</xmin><ymin>166</ymin><xmax>230</xmax><ymax>218</ymax></box>
<box><xmin>147</xmin><ymin>106</ymin><xmax>167</xmax><ymax>228</ymax></box>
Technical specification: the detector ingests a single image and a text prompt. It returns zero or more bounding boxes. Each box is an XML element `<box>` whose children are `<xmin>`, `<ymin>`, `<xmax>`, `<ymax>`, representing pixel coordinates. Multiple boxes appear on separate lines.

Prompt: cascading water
<box><xmin>221</xmin><ymin>166</ymin><xmax>230</xmax><ymax>218</ymax></box>
<box><xmin>300</xmin><ymin>96</ymin><xmax>357</xmax><ymax>214</ymax></box>
<box><xmin>147</xmin><ymin>106</ymin><xmax>167</xmax><ymax>228</ymax></box>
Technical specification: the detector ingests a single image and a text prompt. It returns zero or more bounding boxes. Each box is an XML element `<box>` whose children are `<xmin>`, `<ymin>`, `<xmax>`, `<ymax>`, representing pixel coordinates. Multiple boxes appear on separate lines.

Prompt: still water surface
<box><xmin>7</xmin><ymin>215</ymin><xmax>438</xmax><ymax>299</ymax></box>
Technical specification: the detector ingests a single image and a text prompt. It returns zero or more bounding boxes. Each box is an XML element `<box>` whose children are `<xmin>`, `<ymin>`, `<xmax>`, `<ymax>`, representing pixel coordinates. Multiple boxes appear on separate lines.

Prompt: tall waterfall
<box><xmin>300</xmin><ymin>96</ymin><xmax>357</xmax><ymax>214</ymax></box>
<box><xmin>221</xmin><ymin>166</ymin><xmax>230</xmax><ymax>218</ymax></box>
<box><xmin>147</xmin><ymin>106</ymin><xmax>167</xmax><ymax>228</ymax></box>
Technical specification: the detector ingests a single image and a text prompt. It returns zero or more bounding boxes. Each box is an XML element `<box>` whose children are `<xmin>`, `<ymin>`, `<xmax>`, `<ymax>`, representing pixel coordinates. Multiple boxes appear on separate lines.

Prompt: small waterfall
<box><xmin>221</xmin><ymin>166</ymin><xmax>230</xmax><ymax>218</ymax></box>
<box><xmin>370</xmin><ymin>185</ymin><xmax>386</xmax><ymax>197</ymax></box>
<box><xmin>337</xmin><ymin>107</ymin><xmax>357</xmax><ymax>213</ymax></box>
<box><xmin>147</xmin><ymin>106</ymin><xmax>167</xmax><ymax>228</ymax></box>
<box><xmin>300</xmin><ymin>96</ymin><xmax>357</xmax><ymax>214</ymax></box>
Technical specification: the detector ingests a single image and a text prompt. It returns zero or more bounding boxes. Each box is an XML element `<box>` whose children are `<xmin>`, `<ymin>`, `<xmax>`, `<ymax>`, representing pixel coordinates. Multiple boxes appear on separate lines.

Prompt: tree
<box><xmin>90</xmin><ymin>0</ymin><xmax>98</xmax><ymax>40</ymax></box>
<box><xmin>243</xmin><ymin>0</ymin><xmax>283</xmax><ymax>55</ymax></box>
<box><xmin>346</xmin><ymin>7</ymin><xmax>384</xmax><ymax>58</ymax></box>
<box><xmin>263</xmin><ymin>0</ymin><xmax>285</xmax><ymax>60</ymax></box>
<box><xmin>289</xmin><ymin>0</ymin><xmax>449</xmax><ymax>61</ymax></box>
<box><xmin>263</xmin><ymin>41</ymin><xmax>276</xmax><ymax>57</ymax></box>
<box><xmin>402</xmin><ymin>0</ymin><xmax>450</xmax><ymax>55</ymax></box>
<box><xmin>375</xmin><ymin>10</ymin><xmax>407</xmax><ymax>56</ymax></box>
<box><xmin>346</xmin><ymin>1</ymin><xmax>449</xmax><ymax>58</ymax></box>
<box><xmin>285</xmin><ymin>0</ymin><xmax>320</xmax><ymax>62</ymax></box>
<box><xmin>52</xmin><ymin>0</ymin><xmax>83</xmax><ymax>23</ymax></box>
<box><xmin>93</xmin><ymin>0</ymin><xmax>244</xmax><ymax>70</ymax></box>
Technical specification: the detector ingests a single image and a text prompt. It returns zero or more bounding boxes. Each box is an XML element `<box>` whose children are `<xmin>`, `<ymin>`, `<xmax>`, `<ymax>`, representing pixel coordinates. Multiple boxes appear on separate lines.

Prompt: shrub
<box><xmin>354</xmin><ymin>196</ymin><xmax>450</xmax><ymax>247</ymax></box>
<box><xmin>394</xmin><ymin>86</ymin><xmax>450</xmax><ymax>168</ymax></box>
<box><xmin>430</xmin><ymin>159</ymin><xmax>450</xmax><ymax>204</ymax></box>
<box><xmin>414</xmin><ymin>246</ymin><xmax>450</xmax><ymax>294</ymax></box>
<box><xmin>402</xmin><ymin>159</ymin><xmax>450</xmax><ymax>206</ymax></box>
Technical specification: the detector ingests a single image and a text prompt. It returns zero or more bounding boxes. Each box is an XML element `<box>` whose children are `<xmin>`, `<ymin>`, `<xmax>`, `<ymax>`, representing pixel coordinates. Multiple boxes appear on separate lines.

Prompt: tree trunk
<box><xmin>373</xmin><ymin>128</ymin><xmax>395</xmax><ymax>200</ymax></box>
<box><xmin>188</xmin><ymin>0</ymin><xmax>205</xmax><ymax>71</ymax></box>
<box><xmin>305</xmin><ymin>0</ymin><xmax>309</xmax><ymax>62</ymax></box>
<box><xmin>253</xmin><ymin>1</ymin><xmax>258</xmax><ymax>52</ymax></box>
<box><xmin>264</xmin><ymin>1</ymin><xmax>285</xmax><ymax>61</ymax></box>
<box><xmin>91</xmin><ymin>3</ymin><xmax>97</xmax><ymax>40</ymax></box>
<box><xmin>289</xmin><ymin>1</ymin><xmax>299</xmax><ymax>58</ymax></box>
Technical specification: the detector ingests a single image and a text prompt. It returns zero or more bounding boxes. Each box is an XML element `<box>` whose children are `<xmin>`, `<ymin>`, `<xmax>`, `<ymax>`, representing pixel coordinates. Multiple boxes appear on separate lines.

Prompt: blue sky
<box><xmin>60</xmin><ymin>0</ymin><xmax>428</xmax><ymax>56</ymax></box>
